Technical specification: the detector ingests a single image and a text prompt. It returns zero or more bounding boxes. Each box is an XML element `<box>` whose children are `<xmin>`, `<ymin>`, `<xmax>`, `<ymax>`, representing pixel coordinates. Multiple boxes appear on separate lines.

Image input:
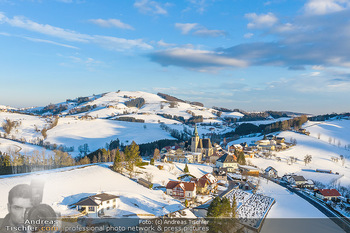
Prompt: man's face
<box><xmin>7</xmin><ymin>197</ymin><xmax>33</xmax><ymax>226</ymax></box>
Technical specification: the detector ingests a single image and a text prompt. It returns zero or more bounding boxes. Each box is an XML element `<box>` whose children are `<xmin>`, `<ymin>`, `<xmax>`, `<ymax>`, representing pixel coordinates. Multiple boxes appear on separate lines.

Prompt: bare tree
<box><xmin>145</xmin><ymin>172</ymin><xmax>154</xmax><ymax>183</ymax></box>
<box><xmin>304</xmin><ymin>154</ymin><xmax>312</xmax><ymax>166</ymax></box>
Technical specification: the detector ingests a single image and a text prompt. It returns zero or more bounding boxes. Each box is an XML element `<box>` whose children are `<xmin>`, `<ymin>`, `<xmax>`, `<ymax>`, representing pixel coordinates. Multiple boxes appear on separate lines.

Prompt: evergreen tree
<box><xmin>92</xmin><ymin>155</ymin><xmax>98</xmax><ymax>163</ymax></box>
<box><xmin>235</xmin><ymin>150</ymin><xmax>246</xmax><ymax>165</ymax></box>
<box><xmin>207</xmin><ymin>197</ymin><xmax>221</xmax><ymax>217</ymax></box>
<box><xmin>124</xmin><ymin>141</ymin><xmax>141</xmax><ymax>171</ymax></box>
<box><xmin>184</xmin><ymin>163</ymin><xmax>189</xmax><ymax>173</ymax></box>
<box><xmin>124</xmin><ymin>141</ymin><xmax>140</xmax><ymax>162</ymax></box>
<box><xmin>113</xmin><ymin>148</ymin><xmax>123</xmax><ymax>173</ymax></box>
<box><xmin>153</xmin><ymin>148</ymin><xmax>160</xmax><ymax>161</ymax></box>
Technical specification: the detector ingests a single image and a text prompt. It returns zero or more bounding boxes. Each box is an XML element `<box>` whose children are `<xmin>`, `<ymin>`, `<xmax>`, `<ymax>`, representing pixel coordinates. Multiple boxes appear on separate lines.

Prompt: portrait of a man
<box><xmin>0</xmin><ymin>184</ymin><xmax>33</xmax><ymax>233</ymax></box>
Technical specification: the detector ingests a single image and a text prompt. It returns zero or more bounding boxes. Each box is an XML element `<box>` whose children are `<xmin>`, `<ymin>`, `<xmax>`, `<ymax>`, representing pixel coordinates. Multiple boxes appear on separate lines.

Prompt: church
<box><xmin>190</xmin><ymin>125</ymin><xmax>214</xmax><ymax>158</ymax></box>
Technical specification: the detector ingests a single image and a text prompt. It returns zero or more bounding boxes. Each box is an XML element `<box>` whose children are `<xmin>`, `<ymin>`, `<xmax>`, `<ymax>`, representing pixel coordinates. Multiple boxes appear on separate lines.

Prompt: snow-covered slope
<box><xmin>248</xmin><ymin>129</ymin><xmax>350</xmax><ymax>187</ymax></box>
<box><xmin>0</xmin><ymin>164</ymin><xmax>184</xmax><ymax>218</ymax></box>
<box><xmin>304</xmin><ymin>120</ymin><xmax>350</xmax><ymax>149</ymax></box>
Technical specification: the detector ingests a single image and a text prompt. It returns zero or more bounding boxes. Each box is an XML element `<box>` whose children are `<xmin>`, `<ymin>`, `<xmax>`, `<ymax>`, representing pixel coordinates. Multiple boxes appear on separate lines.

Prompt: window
<box><xmin>107</xmin><ymin>201</ymin><xmax>109</xmax><ymax>204</ymax></box>
<box><xmin>107</xmin><ymin>207</ymin><xmax>109</xmax><ymax>210</ymax></box>
<box><xmin>88</xmin><ymin>207</ymin><xmax>95</xmax><ymax>212</ymax></box>
<box><xmin>113</xmin><ymin>199</ymin><xmax>116</xmax><ymax>203</ymax></box>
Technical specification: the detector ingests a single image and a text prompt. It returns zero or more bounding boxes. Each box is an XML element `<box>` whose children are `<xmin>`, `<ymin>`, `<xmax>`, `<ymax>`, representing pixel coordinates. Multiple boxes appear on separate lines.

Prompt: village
<box><xmin>62</xmin><ymin>125</ymin><xmax>350</xmax><ymax>232</ymax></box>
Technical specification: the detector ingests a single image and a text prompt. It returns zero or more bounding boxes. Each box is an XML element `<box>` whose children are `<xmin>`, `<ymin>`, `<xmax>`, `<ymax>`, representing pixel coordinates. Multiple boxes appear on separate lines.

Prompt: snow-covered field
<box><xmin>45</xmin><ymin>118</ymin><xmax>176</xmax><ymax>156</ymax></box>
<box><xmin>305</xmin><ymin>120</ymin><xmax>350</xmax><ymax>151</ymax></box>
<box><xmin>257</xmin><ymin>178</ymin><xmax>345</xmax><ymax>233</ymax></box>
<box><xmin>247</xmin><ymin>128</ymin><xmax>350</xmax><ymax>187</ymax></box>
<box><xmin>0</xmin><ymin>164</ymin><xmax>184</xmax><ymax>218</ymax></box>
<box><xmin>0</xmin><ymin>161</ymin><xmax>214</xmax><ymax>219</ymax></box>
<box><xmin>0</xmin><ymin>138</ymin><xmax>52</xmax><ymax>155</ymax></box>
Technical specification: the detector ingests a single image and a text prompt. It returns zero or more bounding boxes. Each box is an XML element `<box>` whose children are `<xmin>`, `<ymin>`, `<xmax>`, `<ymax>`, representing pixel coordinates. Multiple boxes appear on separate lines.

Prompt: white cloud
<box><xmin>6</xmin><ymin>15</ymin><xmax>92</xmax><ymax>42</ymax></box>
<box><xmin>149</xmin><ymin>48</ymin><xmax>248</xmax><ymax>71</ymax></box>
<box><xmin>175</xmin><ymin>23</ymin><xmax>198</xmax><ymax>34</ymax></box>
<box><xmin>312</xmin><ymin>65</ymin><xmax>325</xmax><ymax>70</ymax></box>
<box><xmin>0</xmin><ymin>13</ymin><xmax>153</xmax><ymax>51</ymax></box>
<box><xmin>274</xmin><ymin>23</ymin><xmax>296</xmax><ymax>33</ymax></box>
<box><xmin>193</xmin><ymin>28</ymin><xmax>226</xmax><ymax>37</ymax></box>
<box><xmin>93</xmin><ymin>35</ymin><xmax>153</xmax><ymax>51</ymax></box>
<box><xmin>0</xmin><ymin>12</ymin><xmax>6</xmax><ymax>22</ymax></box>
<box><xmin>134</xmin><ymin>0</ymin><xmax>168</xmax><ymax>15</ymax></box>
<box><xmin>157</xmin><ymin>39</ymin><xmax>176</xmax><ymax>47</ymax></box>
<box><xmin>88</xmin><ymin>19</ymin><xmax>134</xmax><ymax>30</ymax></box>
<box><xmin>175</xmin><ymin>23</ymin><xmax>226</xmax><ymax>37</ymax></box>
<box><xmin>0</xmin><ymin>32</ymin><xmax>10</xmax><ymax>36</ymax></box>
<box><xmin>244</xmin><ymin>33</ymin><xmax>254</xmax><ymax>39</ymax></box>
<box><xmin>23</xmin><ymin>36</ymin><xmax>79</xmax><ymax>49</ymax></box>
<box><xmin>245</xmin><ymin>12</ymin><xmax>278</xmax><ymax>29</ymax></box>
<box><xmin>187</xmin><ymin>0</ymin><xmax>210</xmax><ymax>14</ymax></box>
<box><xmin>303</xmin><ymin>0</ymin><xmax>350</xmax><ymax>15</ymax></box>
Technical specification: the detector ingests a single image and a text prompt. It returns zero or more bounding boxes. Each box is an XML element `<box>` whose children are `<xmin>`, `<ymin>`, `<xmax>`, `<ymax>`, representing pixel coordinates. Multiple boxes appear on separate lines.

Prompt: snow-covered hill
<box><xmin>0</xmin><ymin>163</ymin><xmax>185</xmax><ymax>218</ymax></box>
<box><xmin>23</xmin><ymin>91</ymin><xmax>222</xmax><ymax>122</ymax></box>
<box><xmin>246</xmin><ymin>123</ymin><xmax>350</xmax><ymax>187</ymax></box>
<box><xmin>0</xmin><ymin>91</ymin><xmax>296</xmax><ymax>157</ymax></box>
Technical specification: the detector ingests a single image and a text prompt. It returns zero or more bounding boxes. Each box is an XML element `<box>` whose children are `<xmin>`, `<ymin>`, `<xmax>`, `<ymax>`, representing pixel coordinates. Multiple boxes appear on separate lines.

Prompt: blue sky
<box><xmin>1</xmin><ymin>0</ymin><xmax>350</xmax><ymax>114</ymax></box>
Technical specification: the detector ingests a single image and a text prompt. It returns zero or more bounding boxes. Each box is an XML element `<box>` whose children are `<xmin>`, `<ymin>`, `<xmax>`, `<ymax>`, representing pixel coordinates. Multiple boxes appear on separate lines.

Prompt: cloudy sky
<box><xmin>1</xmin><ymin>0</ymin><xmax>350</xmax><ymax>114</ymax></box>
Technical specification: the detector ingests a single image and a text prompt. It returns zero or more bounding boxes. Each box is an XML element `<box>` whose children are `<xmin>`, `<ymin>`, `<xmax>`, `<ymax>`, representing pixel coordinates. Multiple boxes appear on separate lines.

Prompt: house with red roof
<box><xmin>166</xmin><ymin>181</ymin><xmax>196</xmax><ymax>199</ymax></box>
<box><xmin>315</xmin><ymin>189</ymin><xmax>341</xmax><ymax>201</ymax></box>
<box><xmin>191</xmin><ymin>173</ymin><xmax>218</xmax><ymax>194</ymax></box>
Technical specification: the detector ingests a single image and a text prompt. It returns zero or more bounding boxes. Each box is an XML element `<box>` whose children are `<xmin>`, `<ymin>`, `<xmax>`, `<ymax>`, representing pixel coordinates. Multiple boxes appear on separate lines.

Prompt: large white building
<box><xmin>215</xmin><ymin>153</ymin><xmax>238</xmax><ymax>172</ymax></box>
<box><xmin>73</xmin><ymin>193</ymin><xmax>119</xmax><ymax>217</ymax></box>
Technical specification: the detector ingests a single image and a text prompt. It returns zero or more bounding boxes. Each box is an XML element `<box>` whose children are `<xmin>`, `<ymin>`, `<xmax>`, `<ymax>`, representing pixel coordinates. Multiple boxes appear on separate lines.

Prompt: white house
<box><xmin>215</xmin><ymin>153</ymin><xmax>238</xmax><ymax>172</ymax></box>
<box><xmin>265</xmin><ymin>166</ymin><xmax>278</xmax><ymax>178</ymax></box>
<box><xmin>73</xmin><ymin>193</ymin><xmax>119</xmax><ymax>217</ymax></box>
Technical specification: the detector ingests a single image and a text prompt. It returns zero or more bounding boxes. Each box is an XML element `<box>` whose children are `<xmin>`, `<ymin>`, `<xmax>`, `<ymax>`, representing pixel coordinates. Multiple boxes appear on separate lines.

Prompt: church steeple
<box><xmin>191</xmin><ymin>124</ymin><xmax>200</xmax><ymax>153</ymax></box>
<box><xmin>193</xmin><ymin>124</ymin><xmax>199</xmax><ymax>137</ymax></box>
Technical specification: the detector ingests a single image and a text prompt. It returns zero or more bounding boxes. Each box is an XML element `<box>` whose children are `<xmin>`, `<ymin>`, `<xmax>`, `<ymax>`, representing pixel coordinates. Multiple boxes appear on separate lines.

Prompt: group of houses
<box><xmin>165</xmin><ymin>173</ymin><xmax>218</xmax><ymax>200</ymax></box>
<box><xmin>280</xmin><ymin>174</ymin><xmax>343</xmax><ymax>202</ymax></box>
<box><xmin>253</xmin><ymin>135</ymin><xmax>288</xmax><ymax>151</ymax></box>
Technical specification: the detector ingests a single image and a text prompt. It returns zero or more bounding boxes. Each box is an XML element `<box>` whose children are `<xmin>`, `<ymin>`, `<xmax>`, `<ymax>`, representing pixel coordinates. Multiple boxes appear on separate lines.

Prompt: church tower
<box><xmin>191</xmin><ymin>124</ymin><xmax>200</xmax><ymax>152</ymax></box>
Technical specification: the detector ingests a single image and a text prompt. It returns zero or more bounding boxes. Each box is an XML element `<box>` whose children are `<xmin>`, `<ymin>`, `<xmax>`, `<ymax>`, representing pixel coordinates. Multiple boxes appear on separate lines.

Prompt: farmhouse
<box><xmin>290</xmin><ymin>175</ymin><xmax>307</xmax><ymax>187</ymax></box>
<box><xmin>282</xmin><ymin>175</ymin><xmax>313</xmax><ymax>188</ymax></box>
<box><xmin>193</xmin><ymin>173</ymin><xmax>218</xmax><ymax>194</ymax></box>
<box><xmin>166</xmin><ymin>181</ymin><xmax>196</xmax><ymax>199</ymax></box>
<box><xmin>239</xmin><ymin>165</ymin><xmax>260</xmax><ymax>176</ymax></box>
<box><xmin>255</xmin><ymin>140</ymin><xmax>276</xmax><ymax>151</ymax></box>
<box><xmin>315</xmin><ymin>189</ymin><xmax>341</xmax><ymax>201</ymax></box>
<box><xmin>275</xmin><ymin>137</ymin><xmax>285</xmax><ymax>144</ymax></box>
<box><xmin>215</xmin><ymin>153</ymin><xmax>238</xmax><ymax>172</ymax></box>
<box><xmin>265</xmin><ymin>166</ymin><xmax>278</xmax><ymax>178</ymax></box>
<box><xmin>73</xmin><ymin>193</ymin><xmax>119</xmax><ymax>217</ymax></box>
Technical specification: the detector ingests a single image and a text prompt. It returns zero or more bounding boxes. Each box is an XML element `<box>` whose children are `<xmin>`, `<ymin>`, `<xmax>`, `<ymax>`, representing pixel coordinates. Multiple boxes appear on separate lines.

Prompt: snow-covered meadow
<box><xmin>246</xmin><ymin>121</ymin><xmax>350</xmax><ymax>188</ymax></box>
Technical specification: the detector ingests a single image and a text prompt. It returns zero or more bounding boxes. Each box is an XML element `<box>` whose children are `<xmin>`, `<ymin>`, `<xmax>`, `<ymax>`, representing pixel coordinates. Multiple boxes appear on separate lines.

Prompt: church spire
<box><xmin>193</xmin><ymin>124</ymin><xmax>199</xmax><ymax>137</ymax></box>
